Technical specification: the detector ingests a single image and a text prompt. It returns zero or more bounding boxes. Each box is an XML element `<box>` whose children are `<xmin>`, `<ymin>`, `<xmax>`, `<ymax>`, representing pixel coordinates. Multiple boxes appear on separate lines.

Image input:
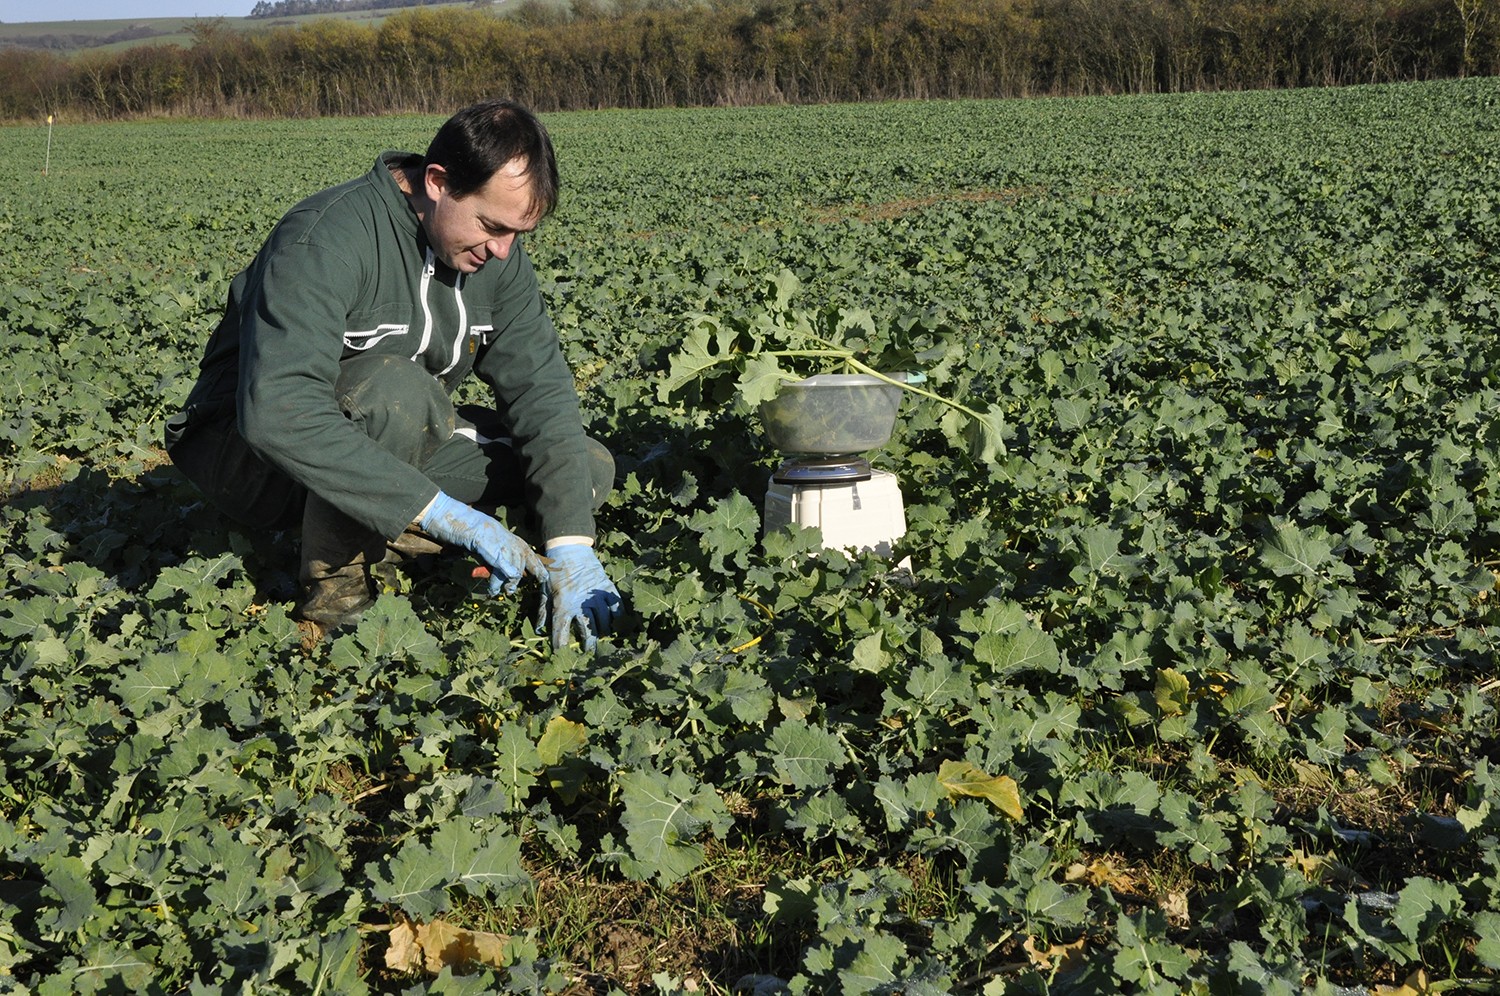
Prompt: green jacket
<box><xmin>181</xmin><ymin>153</ymin><xmax>596</xmax><ymax>542</ymax></box>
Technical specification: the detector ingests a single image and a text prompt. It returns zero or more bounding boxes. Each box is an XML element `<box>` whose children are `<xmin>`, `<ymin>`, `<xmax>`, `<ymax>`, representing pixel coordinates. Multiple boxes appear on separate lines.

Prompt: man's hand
<box><xmin>543</xmin><ymin>544</ymin><xmax>622</xmax><ymax>650</ymax></box>
<box><xmin>419</xmin><ymin>492</ymin><xmax>548</xmax><ymax>596</ymax></box>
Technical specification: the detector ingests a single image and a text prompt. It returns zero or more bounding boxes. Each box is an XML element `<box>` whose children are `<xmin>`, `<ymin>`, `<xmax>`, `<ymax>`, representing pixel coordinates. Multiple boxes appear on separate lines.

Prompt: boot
<box><xmin>295</xmin><ymin>495</ymin><xmax>388</xmax><ymax>631</ymax></box>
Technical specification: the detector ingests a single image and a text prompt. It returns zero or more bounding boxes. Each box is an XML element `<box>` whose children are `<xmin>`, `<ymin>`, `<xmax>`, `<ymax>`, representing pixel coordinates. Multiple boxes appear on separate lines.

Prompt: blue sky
<box><xmin>2</xmin><ymin>0</ymin><xmax>256</xmax><ymax>21</ymax></box>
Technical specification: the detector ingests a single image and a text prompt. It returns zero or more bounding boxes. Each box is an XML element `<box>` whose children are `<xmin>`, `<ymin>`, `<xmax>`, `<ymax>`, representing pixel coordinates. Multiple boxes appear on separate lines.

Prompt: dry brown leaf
<box><xmin>1158</xmin><ymin>890</ymin><xmax>1189</xmax><ymax>927</ymax></box>
<box><xmin>1287</xmin><ymin>848</ymin><xmax>1369</xmax><ymax>888</ymax></box>
<box><xmin>384</xmin><ymin>918</ymin><xmax>514</xmax><ymax>975</ymax></box>
<box><xmin>1374</xmin><ymin>968</ymin><xmax>1434</xmax><ymax>996</ymax></box>
<box><xmin>1289</xmin><ymin>759</ymin><xmax>1336</xmax><ymax>789</ymax></box>
<box><xmin>1022</xmin><ymin>935</ymin><xmax>1088</xmax><ymax>973</ymax></box>
<box><xmin>385</xmin><ymin>922</ymin><xmax>422</xmax><ymax>973</ymax></box>
<box><xmin>1064</xmin><ymin>861</ymin><xmax>1105</xmax><ymax>885</ymax></box>
<box><xmin>1064</xmin><ymin>859</ymin><xmax>1137</xmax><ymax>892</ymax></box>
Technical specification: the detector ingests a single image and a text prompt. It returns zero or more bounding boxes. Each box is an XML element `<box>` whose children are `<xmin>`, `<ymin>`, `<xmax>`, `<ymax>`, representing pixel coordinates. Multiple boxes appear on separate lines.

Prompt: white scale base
<box><xmin>763</xmin><ymin>468</ymin><xmax>907</xmax><ymax>557</ymax></box>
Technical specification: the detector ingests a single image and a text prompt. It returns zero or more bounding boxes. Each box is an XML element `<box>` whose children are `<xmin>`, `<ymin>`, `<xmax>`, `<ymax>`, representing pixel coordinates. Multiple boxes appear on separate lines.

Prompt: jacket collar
<box><xmin>374</xmin><ymin>151</ymin><xmax>424</xmax><ymax>244</ymax></box>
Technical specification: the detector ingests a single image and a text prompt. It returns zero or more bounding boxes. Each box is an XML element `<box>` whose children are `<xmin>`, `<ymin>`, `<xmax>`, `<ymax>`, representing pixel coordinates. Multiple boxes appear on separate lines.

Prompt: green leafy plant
<box><xmin>655</xmin><ymin>269</ymin><xmax>1006</xmax><ymax>463</ymax></box>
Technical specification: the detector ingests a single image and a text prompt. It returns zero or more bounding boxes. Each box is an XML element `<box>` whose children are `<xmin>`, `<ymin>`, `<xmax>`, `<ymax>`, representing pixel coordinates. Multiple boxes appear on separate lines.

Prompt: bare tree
<box><xmin>1454</xmin><ymin>0</ymin><xmax>1496</xmax><ymax>75</ymax></box>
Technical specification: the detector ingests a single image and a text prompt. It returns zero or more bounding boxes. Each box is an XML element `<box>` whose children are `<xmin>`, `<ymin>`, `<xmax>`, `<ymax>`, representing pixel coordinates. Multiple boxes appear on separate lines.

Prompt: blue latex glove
<box><xmin>419</xmin><ymin>492</ymin><xmax>548</xmax><ymax>597</ymax></box>
<box><xmin>542</xmin><ymin>544</ymin><xmax>622</xmax><ymax>651</ymax></box>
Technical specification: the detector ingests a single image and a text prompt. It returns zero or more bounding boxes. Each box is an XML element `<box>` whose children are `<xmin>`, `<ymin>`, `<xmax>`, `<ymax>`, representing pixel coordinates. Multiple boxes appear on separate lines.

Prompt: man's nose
<box><xmin>489</xmin><ymin>233</ymin><xmax>517</xmax><ymax>259</ymax></box>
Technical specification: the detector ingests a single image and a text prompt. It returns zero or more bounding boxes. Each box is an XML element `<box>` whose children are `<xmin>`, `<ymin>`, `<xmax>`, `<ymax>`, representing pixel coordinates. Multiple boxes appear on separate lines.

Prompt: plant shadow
<box><xmin>3</xmin><ymin>460</ymin><xmax>300</xmax><ymax>609</ymax></box>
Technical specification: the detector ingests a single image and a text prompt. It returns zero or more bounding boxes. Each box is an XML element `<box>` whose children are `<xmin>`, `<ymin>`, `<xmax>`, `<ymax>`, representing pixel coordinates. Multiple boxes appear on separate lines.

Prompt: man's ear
<box><xmin>424</xmin><ymin>163</ymin><xmax>450</xmax><ymax>200</ymax></box>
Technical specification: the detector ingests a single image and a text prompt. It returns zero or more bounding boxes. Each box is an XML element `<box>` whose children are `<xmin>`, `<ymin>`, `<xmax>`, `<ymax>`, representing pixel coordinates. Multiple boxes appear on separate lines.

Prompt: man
<box><xmin>164</xmin><ymin>99</ymin><xmax>621</xmax><ymax>650</ymax></box>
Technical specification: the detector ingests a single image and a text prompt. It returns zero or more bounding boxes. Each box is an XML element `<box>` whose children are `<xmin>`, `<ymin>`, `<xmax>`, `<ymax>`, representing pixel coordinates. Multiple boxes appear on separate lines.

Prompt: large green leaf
<box><xmin>617</xmin><ymin>767</ymin><xmax>730</xmax><ymax>885</ymax></box>
<box><xmin>767</xmin><ymin>723</ymin><xmax>847</xmax><ymax>791</ymax></box>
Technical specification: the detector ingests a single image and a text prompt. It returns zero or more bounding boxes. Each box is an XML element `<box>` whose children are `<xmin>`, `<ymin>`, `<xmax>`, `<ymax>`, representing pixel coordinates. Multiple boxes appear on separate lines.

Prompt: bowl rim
<box><xmin>780</xmin><ymin>372</ymin><xmax>905</xmax><ymax>389</ymax></box>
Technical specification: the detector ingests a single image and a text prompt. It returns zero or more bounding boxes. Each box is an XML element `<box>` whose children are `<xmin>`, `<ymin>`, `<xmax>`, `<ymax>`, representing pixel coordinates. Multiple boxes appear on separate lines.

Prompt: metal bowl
<box><xmin>759</xmin><ymin>373</ymin><xmax>905</xmax><ymax>454</ymax></box>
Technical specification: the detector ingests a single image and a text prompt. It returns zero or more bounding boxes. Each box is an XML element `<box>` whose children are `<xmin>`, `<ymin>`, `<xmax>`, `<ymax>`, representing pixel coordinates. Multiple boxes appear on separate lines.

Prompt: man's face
<box><xmin>421</xmin><ymin>158</ymin><xmax>542</xmax><ymax>274</ymax></box>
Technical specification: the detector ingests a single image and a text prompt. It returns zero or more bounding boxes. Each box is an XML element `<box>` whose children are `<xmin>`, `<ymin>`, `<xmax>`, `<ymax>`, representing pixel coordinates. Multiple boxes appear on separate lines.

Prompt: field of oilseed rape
<box><xmin>1</xmin><ymin>78</ymin><xmax>1499</xmax><ymax>994</ymax></box>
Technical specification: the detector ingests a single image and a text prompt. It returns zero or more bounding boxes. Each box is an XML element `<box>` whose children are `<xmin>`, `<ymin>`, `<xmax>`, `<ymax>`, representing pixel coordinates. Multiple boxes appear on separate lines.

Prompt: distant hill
<box><xmin>0</xmin><ymin>18</ymin><xmax>194</xmax><ymax>56</ymax></box>
<box><xmin>0</xmin><ymin>0</ymin><xmax>493</xmax><ymax>57</ymax></box>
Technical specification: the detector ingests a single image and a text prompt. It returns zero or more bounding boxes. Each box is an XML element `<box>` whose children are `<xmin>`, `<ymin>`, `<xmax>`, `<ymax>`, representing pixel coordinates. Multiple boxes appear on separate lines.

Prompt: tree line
<box><xmin>1</xmin><ymin>0</ymin><xmax>1494</xmax><ymax>121</ymax></box>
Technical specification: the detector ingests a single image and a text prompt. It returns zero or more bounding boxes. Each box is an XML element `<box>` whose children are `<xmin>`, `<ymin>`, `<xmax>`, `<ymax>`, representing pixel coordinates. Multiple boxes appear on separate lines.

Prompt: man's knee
<box><xmin>335</xmin><ymin>355</ymin><xmax>456</xmax><ymax>463</ymax></box>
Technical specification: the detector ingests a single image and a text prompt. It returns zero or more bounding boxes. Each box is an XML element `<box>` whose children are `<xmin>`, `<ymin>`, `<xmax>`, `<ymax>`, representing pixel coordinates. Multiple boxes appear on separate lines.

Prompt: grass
<box><xmin>376</xmin><ymin>835</ymin><xmax>870</xmax><ymax>992</ymax></box>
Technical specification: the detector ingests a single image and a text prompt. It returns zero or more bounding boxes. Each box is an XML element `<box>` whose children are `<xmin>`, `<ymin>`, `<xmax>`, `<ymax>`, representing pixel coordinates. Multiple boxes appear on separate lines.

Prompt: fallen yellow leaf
<box><xmin>537</xmin><ymin>716</ymin><xmax>588</xmax><ymax>765</ymax></box>
<box><xmin>1154</xmin><ymin>668</ymin><xmax>1191</xmax><ymax>717</ymax></box>
<box><xmin>936</xmin><ymin>759</ymin><xmax>1023</xmax><ymax>821</ymax></box>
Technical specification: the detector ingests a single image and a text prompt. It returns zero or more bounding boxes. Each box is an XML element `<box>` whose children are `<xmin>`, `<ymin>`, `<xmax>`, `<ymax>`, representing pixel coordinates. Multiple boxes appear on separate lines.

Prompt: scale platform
<box><xmin>772</xmin><ymin>455</ymin><xmax>872</xmax><ymax>485</ymax></box>
<box><xmin>764</xmin><ymin>463</ymin><xmax>907</xmax><ymax>557</ymax></box>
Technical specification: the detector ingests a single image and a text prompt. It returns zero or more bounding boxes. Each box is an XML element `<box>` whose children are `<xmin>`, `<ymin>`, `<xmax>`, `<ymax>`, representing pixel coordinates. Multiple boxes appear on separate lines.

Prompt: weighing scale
<box><xmin>759</xmin><ymin>374</ymin><xmax>910</xmax><ymax>559</ymax></box>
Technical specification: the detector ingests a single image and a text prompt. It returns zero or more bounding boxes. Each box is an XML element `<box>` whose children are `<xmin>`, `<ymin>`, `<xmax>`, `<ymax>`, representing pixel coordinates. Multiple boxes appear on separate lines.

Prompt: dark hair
<box><xmin>424</xmin><ymin>99</ymin><xmax>559</xmax><ymax>216</ymax></box>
